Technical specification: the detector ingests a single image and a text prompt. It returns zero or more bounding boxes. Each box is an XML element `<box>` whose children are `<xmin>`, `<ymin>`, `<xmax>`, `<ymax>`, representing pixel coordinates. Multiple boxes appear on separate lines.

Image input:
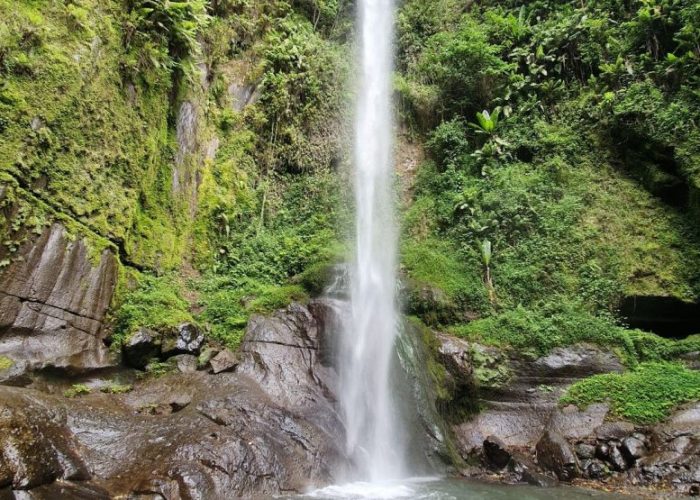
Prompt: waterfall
<box><xmin>338</xmin><ymin>0</ymin><xmax>404</xmax><ymax>482</ymax></box>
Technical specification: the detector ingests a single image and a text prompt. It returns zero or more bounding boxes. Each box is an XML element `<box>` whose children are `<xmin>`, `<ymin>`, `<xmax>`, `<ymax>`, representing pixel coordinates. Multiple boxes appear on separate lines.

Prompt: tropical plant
<box><xmin>128</xmin><ymin>0</ymin><xmax>209</xmax><ymax>59</ymax></box>
<box><xmin>470</xmin><ymin>108</ymin><xmax>500</xmax><ymax>135</ymax></box>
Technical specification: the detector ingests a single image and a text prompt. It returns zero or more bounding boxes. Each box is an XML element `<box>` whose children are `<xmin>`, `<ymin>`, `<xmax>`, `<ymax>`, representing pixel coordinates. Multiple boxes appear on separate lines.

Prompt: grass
<box><xmin>560</xmin><ymin>362</ymin><xmax>700</xmax><ymax>425</ymax></box>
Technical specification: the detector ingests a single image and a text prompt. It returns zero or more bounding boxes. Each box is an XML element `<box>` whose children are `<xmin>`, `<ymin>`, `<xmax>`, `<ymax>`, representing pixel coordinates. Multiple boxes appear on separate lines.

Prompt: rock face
<box><xmin>448</xmin><ymin>341</ymin><xmax>621</xmax><ymax>454</ymax></box>
<box><xmin>0</xmin><ymin>224</ymin><xmax>118</xmax><ymax>374</ymax></box>
<box><xmin>0</xmin><ymin>301</ymin><xmax>346</xmax><ymax>498</ymax></box>
<box><xmin>437</xmin><ymin>335</ymin><xmax>700</xmax><ymax>495</ymax></box>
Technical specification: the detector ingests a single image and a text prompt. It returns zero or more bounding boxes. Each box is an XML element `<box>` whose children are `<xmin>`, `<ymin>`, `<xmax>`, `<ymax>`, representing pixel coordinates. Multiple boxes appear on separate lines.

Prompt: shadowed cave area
<box><xmin>621</xmin><ymin>296</ymin><xmax>700</xmax><ymax>339</ymax></box>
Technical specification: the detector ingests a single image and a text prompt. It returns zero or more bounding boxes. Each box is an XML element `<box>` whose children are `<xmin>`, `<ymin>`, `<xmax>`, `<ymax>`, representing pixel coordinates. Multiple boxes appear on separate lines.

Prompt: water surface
<box><xmin>295</xmin><ymin>477</ymin><xmax>620</xmax><ymax>500</ymax></box>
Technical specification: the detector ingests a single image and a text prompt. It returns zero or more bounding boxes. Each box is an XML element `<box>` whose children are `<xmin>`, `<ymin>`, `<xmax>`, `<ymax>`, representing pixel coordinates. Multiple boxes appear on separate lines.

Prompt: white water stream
<box><xmin>337</xmin><ymin>0</ymin><xmax>404</xmax><ymax>483</ymax></box>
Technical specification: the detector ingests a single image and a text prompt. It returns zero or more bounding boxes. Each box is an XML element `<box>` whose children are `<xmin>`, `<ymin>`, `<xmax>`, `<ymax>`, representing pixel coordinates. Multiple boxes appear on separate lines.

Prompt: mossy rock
<box><xmin>0</xmin><ymin>356</ymin><xmax>15</xmax><ymax>372</ymax></box>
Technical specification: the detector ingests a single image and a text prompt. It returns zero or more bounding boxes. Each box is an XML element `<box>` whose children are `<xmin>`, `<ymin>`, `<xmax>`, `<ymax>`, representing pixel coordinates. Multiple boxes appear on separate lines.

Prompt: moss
<box><xmin>100</xmin><ymin>383</ymin><xmax>133</xmax><ymax>394</ymax></box>
<box><xmin>64</xmin><ymin>384</ymin><xmax>91</xmax><ymax>398</ymax></box>
<box><xmin>0</xmin><ymin>0</ymin><xmax>185</xmax><ymax>271</ymax></box>
<box><xmin>560</xmin><ymin>362</ymin><xmax>700</xmax><ymax>425</ymax></box>
<box><xmin>0</xmin><ymin>355</ymin><xmax>14</xmax><ymax>371</ymax></box>
<box><xmin>451</xmin><ymin>305</ymin><xmax>700</xmax><ymax>367</ymax></box>
<box><xmin>142</xmin><ymin>360</ymin><xmax>174</xmax><ymax>378</ymax></box>
<box><xmin>470</xmin><ymin>345</ymin><xmax>511</xmax><ymax>388</ymax></box>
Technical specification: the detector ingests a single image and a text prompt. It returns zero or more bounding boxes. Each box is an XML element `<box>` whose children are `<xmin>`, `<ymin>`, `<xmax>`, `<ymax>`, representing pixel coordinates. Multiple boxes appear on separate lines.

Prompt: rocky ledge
<box><xmin>0</xmin><ymin>301</ymin><xmax>347</xmax><ymax>499</ymax></box>
<box><xmin>437</xmin><ymin>334</ymin><xmax>700</xmax><ymax>496</ymax></box>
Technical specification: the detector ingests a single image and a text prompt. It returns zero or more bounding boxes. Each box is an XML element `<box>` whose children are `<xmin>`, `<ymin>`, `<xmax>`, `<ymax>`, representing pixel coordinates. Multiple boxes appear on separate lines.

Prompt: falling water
<box><xmin>338</xmin><ymin>0</ymin><xmax>404</xmax><ymax>482</ymax></box>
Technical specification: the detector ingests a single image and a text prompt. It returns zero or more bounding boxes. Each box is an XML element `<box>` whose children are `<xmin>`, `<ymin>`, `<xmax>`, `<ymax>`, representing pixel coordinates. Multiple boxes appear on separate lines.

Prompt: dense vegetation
<box><xmin>395</xmin><ymin>0</ymin><xmax>700</xmax><ymax>421</ymax></box>
<box><xmin>1</xmin><ymin>0</ymin><xmax>698</xmax><ymax>423</ymax></box>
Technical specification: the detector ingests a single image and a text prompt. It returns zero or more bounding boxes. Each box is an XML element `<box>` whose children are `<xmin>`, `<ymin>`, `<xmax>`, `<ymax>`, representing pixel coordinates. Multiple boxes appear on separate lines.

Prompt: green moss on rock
<box><xmin>0</xmin><ymin>355</ymin><xmax>14</xmax><ymax>371</ymax></box>
<box><xmin>561</xmin><ymin>362</ymin><xmax>700</xmax><ymax>425</ymax></box>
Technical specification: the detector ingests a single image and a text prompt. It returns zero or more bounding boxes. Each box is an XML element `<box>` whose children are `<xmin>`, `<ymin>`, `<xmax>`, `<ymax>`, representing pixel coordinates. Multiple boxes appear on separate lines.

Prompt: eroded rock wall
<box><xmin>0</xmin><ymin>224</ymin><xmax>118</xmax><ymax>373</ymax></box>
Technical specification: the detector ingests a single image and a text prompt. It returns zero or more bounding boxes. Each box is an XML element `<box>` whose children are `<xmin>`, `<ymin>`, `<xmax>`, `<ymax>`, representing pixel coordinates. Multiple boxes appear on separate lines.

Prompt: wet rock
<box><xmin>0</xmin><ymin>389</ymin><xmax>88</xmax><ymax>490</ymax></box>
<box><xmin>608</xmin><ymin>444</ymin><xmax>628</xmax><ymax>471</ymax></box>
<box><xmin>236</xmin><ymin>303</ymin><xmax>337</xmax><ymax>410</ymax></box>
<box><xmin>162</xmin><ymin>323</ymin><xmax>204</xmax><ymax>358</ymax></box>
<box><xmin>0</xmin><ymin>359</ymin><xmax>30</xmax><ymax>387</ymax></box>
<box><xmin>197</xmin><ymin>347</ymin><xmax>219</xmax><ymax>370</ymax></box>
<box><xmin>483</xmin><ymin>435</ymin><xmax>511</xmax><ymax>469</ymax></box>
<box><xmin>0</xmin><ymin>224</ymin><xmax>118</xmax><ymax>372</ymax></box>
<box><xmin>210</xmin><ymin>349</ymin><xmax>238</xmax><ymax>374</ymax></box>
<box><xmin>548</xmin><ymin>404</ymin><xmax>609</xmax><ymax>440</ymax></box>
<box><xmin>2</xmin><ymin>481</ymin><xmax>112</xmax><ymax>499</ymax></box>
<box><xmin>575</xmin><ymin>443</ymin><xmax>596</xmax><ymax>460</ymax></box>
<box><xmin>533</xmin><ymin>344</ymin><xmax>624</xmax><ymax>377</ymax></box>
<box><xmin>510</xmin><ymin>452</ymin><xmax>557</xmax><ymax>487</ymax></box>
<box><xmin>123</xmin><ymin>328</ymin><xmax>161</xmax><ymax>369</ymax></box>
<box><xmin>584</xmin><ymin>459</ymin><xmax>608</xmax><ymax>479</ymax></box>
<box><xmin>0</xmin><ymin>301</ymin><xmax>351</xmax><ymax>497</ymax></box>
<box><xmin>536</xmin><ymin>430</ymin><xmax>580</xmax><ymax>481</ymax></box>
<box><xmin>595</xmin><ymin>421</ymin><xmax>635</xmax><ymax>440</ymax></box>
<box><xmin>169</xmin><ymin>354</ymin><xmax>198</xmax><ymax>373</ymax></box>
<box><xmin>621</xmin><ymin>436</ymin><xmax>647</xmax><ymax>462</ymax></box>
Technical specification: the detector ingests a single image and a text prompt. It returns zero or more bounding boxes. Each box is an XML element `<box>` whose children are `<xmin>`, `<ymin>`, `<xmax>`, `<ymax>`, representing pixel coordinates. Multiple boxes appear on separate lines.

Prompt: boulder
<box><xmin>197</xmin><ymin>347</ymin><xmax>220</xmax><ymax>370</ymax></box>
<box><xmin>548</xmin><ymin>404</ymin><xmax>609</xmax><ymax>440</ymax></box>
<box><xmin>533</xmin><ymin>344</ymin><xmax>624</xmax><ymax>377</ymax></box>
<box><xmin>574</xmin><ymin>443</ymin><xmax>596</xmax><ymax>460</ymax></box>
<box><xmin>595</xmin><ymin>442</ymin><xmax>610</xmax><ymax>461</ymax></box>
<box><xmin>483</xmin><ymin>435</ymin><xmax>511</xmax><ymax>469</ymax></box>
<box><xmin>509</xmin><ymin>452</ymin><xmax>557</xmax><ymax>487</ymax></box>
<box><xmin>583</xmin><ymin>459</ymin><xmax>608</xmax><ymax>479</ymax></box>
<box><xmin>608</xmin><ymin>444</ymin><xmax>628</xmax><ymax>471</ymax></box>
<box><xmin>210</xmin><ymin>349</ymin><xmax>238</xmax><ymax>374</ymax></box>
<box><xmin>162</xmin><ymin>323</ymin><xmax>204</xmax><ymax>357</ymax></box>
<box><xmin>122</xmin><ymin>328</ymin><xmax>161</xmax><ymax>369</ymax></box>
<box><xmin>536</xmin><ymin>430</ymin><xmax>580</xmax><ymax>481</ymax></box>
<box><xmin>170</xmin><ymin>354</ymin><xmax>198</xmax><ymax>374</ymax></box>
<box><xmin>621</xmin><ymin>436</ymin><xmax>647</xmax><ymax>462</ymax></box>
<box><xmin>595</xmin><ymin>421</ymin><xmax>635</xmax><ymax>440</ymax></box>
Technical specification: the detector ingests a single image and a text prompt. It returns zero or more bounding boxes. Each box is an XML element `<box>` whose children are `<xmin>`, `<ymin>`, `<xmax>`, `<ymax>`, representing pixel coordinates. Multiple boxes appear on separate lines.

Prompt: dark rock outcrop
<box><xmin>437</xmin><ymin>333</ymin><xmax>700</xmax><ymax>495</ymax></box>
<box><xmin>122</xmin><ymin>327</ymin><xmax>161</xmax><ymax>369</ymax></box>
<box><xmin>162</xmin><ymin>323</ymin><xmax>205</xmax><ymax>357</ymax></box>
<box><xmin>483</xmin><ymin>435</ymin><xmax>511</xmax><ymax>469</ymax></box>
<box><xmin>536</xmin><ymin>430</ymin><xmax>581</xmax><ymax>481</ymax></box>
<box><xmin>447</xmin><ymin>341</ymin><xmax>619</xmax><ymax>454</ymax></box>
<box><xmin>0</xmin><ymin>302</ymin><xmax>347</xmax><ymax>498</ymax></box>
<box><xmin>0</xmin><ymin>224</ymin><xmax>118</xmax><ymax>374</ymax></box>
